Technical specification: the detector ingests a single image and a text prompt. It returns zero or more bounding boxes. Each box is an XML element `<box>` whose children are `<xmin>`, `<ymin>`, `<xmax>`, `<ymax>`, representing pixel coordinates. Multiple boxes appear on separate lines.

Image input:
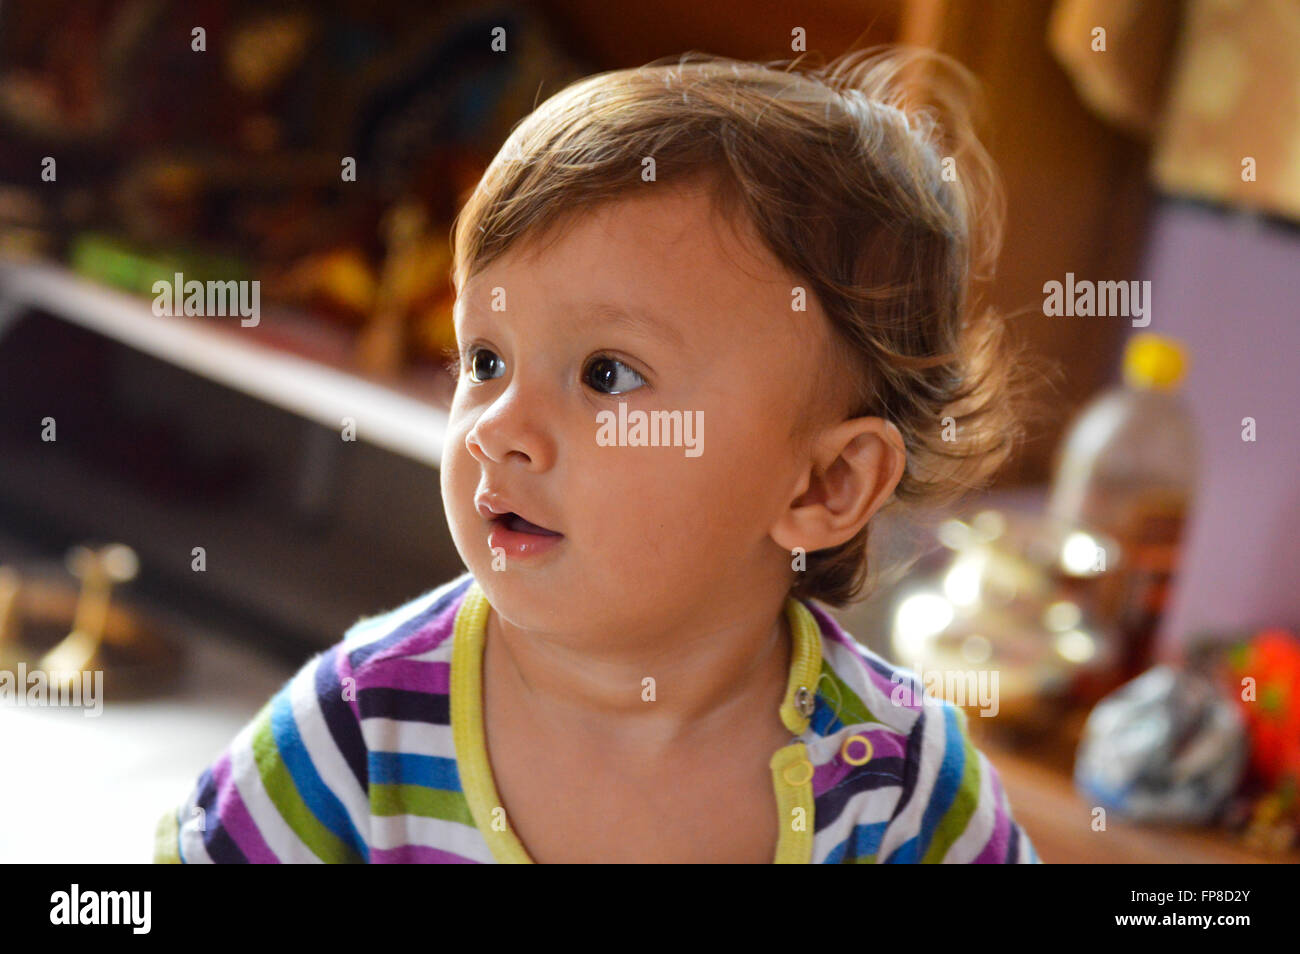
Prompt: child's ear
<box><xmin>770</xmin><ymin>417</ymin><xmax>906</xmax><ymax>553</ymax></box>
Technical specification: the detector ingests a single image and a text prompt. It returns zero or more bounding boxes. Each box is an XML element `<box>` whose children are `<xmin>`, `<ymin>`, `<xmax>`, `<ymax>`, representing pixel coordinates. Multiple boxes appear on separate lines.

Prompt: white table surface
<box><xmin>0</xmin><ymin>596</ymin><xmax>300</xmax><ymax>864</ymax></box>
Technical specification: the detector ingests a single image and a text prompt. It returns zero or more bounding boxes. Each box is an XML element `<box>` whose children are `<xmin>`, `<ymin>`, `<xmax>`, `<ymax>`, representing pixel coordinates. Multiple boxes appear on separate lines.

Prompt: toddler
<box><xmin>155</xmin><ymin>46</ymin><xmax>1040</xmax><ymax>864</ymax></box>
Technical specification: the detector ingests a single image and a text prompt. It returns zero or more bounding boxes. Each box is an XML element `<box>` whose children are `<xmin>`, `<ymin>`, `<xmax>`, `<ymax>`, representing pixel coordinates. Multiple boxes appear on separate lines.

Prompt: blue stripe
<box><xmin>883</xmin><ymin>834</ymin><xmax>921</xmax><ymax>864</ymax></box>
<box><xmin>916</xmin><ymin>703</ymin><xmax>966</xmax><ymax>857</ymax></box>
<box><xmin>269</xmin><ymin>687</ymin><xmax>369</xmax><ymax>861</ymax></box>
<box><xmin>821</xmin><ymin>821</ymin><xmax>888</xmax><ymax>863</ymax></box>
<box><xmin>368</xmin><ymin>751</ymin><xmax>462</xmax><ymax>790</ymax></box>
<box><xmin>809</xmin><ymin>695</ymin><xmax>844</xmax><ymax>735</ymax></box>
<box><xmin>882</xmin><ymin>704</ymin><xmax>965</xmax><ymax>863</ymax></box>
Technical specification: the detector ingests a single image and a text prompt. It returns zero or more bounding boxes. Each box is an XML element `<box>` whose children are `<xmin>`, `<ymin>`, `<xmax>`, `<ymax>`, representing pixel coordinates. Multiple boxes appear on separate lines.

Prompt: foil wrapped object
<box><xmin>1074</xmin><ymin>665</ymin><xmax>1247</xmax><ymax>824</ymax></box>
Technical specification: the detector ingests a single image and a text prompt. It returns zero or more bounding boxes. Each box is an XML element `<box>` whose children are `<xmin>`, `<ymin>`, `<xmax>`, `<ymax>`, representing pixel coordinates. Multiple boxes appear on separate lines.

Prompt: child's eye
<box><xmin>467</xmin><ymin>347</ymin><xmax>506</xmax><ymax>383</ymax></box>
<box><xmin>583</xmin><ymin>355</ymin><xmax>645</xmax><ymax>395</ymax></box>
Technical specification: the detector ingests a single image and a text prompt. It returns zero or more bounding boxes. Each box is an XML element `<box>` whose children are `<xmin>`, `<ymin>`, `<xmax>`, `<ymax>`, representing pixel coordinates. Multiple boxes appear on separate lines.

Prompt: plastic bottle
<box><xmin>1046</xmin><ymin>333</ymin><xmax>1198</xmax><ymax>683</ymax></box>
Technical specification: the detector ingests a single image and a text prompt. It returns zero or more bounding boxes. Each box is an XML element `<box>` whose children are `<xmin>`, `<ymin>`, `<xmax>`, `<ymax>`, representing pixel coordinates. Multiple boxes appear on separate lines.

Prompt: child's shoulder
<box><xmin>155</xmin><ymin>573</ymin><xmax>481</xmax><ymax>864</ymax></box>
<box><xmin>337</xmin><ymin>571</ymin><xmax>477</xmax><ymax>672</ymax></box>
<box><xmin>799</xmin><ymin>600</ymin><xmax>1040</xmax><ymax>863</ymax></box>
<box><xmin>800</xmin><ymin>598</ymin><xmax>934</xmax><ymax>739</ymax></box>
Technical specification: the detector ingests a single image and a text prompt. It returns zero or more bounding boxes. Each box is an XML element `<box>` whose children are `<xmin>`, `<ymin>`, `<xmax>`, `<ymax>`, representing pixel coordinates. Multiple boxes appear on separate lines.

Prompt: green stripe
<box><xmin>250</xmin><ymin>703</ymin><xmax>360</xmax><ymax>863</ymax></box>
<box><xmin>153</xmin><ymin>808</ymin><xmax>181</xmax><ymax>864</ymax></box>
<box><xmin>921</xmin><ymin>713</ymin><xmax>982</xmax><ymax>863</ymax></box>
<box><xmin>370</xmin><ymin>783</ymin><xmax>477</xmax><ymax>825</ymax></box>
<box><xmin>818</xmin><ymin>661</ymin><xmax>879</xmax><ymax>726</ymax></box>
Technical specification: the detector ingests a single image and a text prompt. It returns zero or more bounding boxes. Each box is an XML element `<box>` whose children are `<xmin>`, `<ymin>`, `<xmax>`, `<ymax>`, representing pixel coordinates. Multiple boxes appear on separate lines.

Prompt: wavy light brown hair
<box><xmin>450</xmin><ymin>46</ymin><xmax>1032</xmax><ymax>608</ymax></box>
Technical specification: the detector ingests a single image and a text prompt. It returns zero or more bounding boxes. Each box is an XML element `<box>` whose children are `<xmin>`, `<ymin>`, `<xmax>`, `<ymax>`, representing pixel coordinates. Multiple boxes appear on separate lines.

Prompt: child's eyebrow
<box><xmin>563</xmin><ymin>300</ymin><xmax>687</xmax><ymax>350</ymax></box>
<box><xmin>457</xmin><ymin>294</ymin><xmax>688</xmax><ymax>351</ymax></box>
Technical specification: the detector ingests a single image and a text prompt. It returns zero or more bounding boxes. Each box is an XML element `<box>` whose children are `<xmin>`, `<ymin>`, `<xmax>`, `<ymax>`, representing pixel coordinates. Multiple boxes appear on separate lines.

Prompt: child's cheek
<box><xmin>439</xmin><ymin>430</ymin><xmax>485</xmax><ymax>567</ymax></box>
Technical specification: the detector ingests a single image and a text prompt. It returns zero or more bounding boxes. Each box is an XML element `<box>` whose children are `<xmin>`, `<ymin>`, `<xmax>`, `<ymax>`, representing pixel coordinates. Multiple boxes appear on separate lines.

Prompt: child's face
<box><xmin>442</xmin><ymin>185</ymin><xmax>836</xmax><ymax>637</ymax></box>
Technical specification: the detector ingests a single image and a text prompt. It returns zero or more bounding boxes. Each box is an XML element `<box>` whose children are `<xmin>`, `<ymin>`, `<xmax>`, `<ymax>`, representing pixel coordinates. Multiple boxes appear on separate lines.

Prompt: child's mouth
<box><xmin>497</xmin><ymin>512</ymin><xmax>561</xmax><ymax>537</ymax></box>
<box><xmin>486</xmin><ymin>510</ymin><xmax>565</xmax><ymax>561</ymax></box>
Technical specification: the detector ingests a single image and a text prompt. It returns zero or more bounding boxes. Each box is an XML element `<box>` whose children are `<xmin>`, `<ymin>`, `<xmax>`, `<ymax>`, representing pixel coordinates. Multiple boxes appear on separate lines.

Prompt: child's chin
<box><xmin>475</xmin><ymin>572</ymin><xmax>574</xmax><ymax>629</ymax></box>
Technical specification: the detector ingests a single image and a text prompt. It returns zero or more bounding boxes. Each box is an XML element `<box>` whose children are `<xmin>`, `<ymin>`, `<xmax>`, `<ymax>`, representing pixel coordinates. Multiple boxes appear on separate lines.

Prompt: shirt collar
<box><xmin>779</xmin><ymin>594</ymin><xmax>824</xmax><ymax>735</ymax></box>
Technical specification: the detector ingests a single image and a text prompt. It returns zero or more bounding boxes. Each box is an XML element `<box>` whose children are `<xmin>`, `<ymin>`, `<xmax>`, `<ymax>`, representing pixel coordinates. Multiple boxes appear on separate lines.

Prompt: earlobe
<box><xmin>770</xmin><ymin>417</ymin><xmax>906</xmax><ymax>554</ymax></box>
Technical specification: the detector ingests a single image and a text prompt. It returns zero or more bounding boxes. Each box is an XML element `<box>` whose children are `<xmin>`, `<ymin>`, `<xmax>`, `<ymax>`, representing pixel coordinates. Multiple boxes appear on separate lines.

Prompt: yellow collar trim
<box><xmin>450</xmin><ymin>580</ymin><xmax>821</xmax><ymax>863</ymax></box>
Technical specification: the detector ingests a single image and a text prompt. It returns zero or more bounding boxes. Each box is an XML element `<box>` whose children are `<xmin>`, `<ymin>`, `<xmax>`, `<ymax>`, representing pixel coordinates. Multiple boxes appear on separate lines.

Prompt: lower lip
<box><xmin>487</xmin><ymin>521</ymin><xmax>565</xmax><ymax>560</ymax></box>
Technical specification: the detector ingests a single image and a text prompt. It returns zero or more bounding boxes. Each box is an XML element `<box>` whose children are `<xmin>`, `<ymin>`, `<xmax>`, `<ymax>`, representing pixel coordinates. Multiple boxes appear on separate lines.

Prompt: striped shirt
<box><xmin>154</xmin><ymin>572</ymin><xmax>1041</xmax><ymax>863</ymax></box>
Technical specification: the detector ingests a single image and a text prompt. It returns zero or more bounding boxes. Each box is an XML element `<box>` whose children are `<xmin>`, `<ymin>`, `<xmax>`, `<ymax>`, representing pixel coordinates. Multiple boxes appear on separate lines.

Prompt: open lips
<box><xmin>475</xmin><ymin>494</ymin><xmax>563</xmax><ymax>537</ymax></box>
<box><xmin>495</xmin><ymin>512</ymin><xmax>561</xmax><ymax>537</ymax></box>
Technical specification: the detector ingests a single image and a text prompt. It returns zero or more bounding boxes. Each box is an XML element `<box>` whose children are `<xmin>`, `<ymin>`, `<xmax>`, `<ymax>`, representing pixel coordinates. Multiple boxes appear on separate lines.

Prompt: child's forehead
<box><xmin>460</xmin><ymin>189</ymin><xmax>794</xmax><ymax>319</ymax></box>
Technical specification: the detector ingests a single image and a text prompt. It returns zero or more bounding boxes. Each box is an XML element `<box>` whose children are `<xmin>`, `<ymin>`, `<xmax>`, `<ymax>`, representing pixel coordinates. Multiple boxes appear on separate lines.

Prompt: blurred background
<box><xmin>0</xmin><ymin>0</ymin><xmax>1296</xmax><ymax>863</ymax></box>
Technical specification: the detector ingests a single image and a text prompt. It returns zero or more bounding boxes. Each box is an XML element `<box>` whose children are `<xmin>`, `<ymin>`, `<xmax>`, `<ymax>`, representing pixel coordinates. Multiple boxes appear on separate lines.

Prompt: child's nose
<box><xmin>464</xmin><ymin>388</ymin><xmax>555</xmax><ymax>471</ymax></box>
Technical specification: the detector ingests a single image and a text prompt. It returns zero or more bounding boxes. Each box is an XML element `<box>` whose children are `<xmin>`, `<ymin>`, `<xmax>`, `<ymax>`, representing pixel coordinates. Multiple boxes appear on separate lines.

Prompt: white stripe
<box><xmin>288</xmin><ymin>654</ymin><xmax>371</xmax><ymax>850</ymax></box>
<box><xmin>362</xmin><ymin>717</ymin><xmax>457</xmax><ymax>760</ymax></box>
<box><xmin>404</xmin><ymin>643</ymin><xmax>455</xmax><ymax>664</ymax></box>
<box><xmin>876</xmin><ymin>702</ymin><xmax>948</xmax><ymax>860</ymax></box>
<box><xmin>227</xmin><ymin>710</ymin><xmax>323</xmax><ymax>863</ymax></box>
<box><xmin>1021</xmin><ymin>829</ymin><xmax>1040</xmax><ymax>863</ymax></box>
<box><xmin>177</xmin><ymin>798</ymin><xmax>214</xmax><ymax>864</ymax></box>
<box><xmin>811</xmin><ymin>786</ymin><xmax>900</xmax><ymax>863</ymax></box>
<box><xmin>941</xmin><ymin>747</ymin><xmax>998</xmax><ymax>863</ymax></box>
<box><xmin>821</xmin><ymin>639</ymin><xmax>922</xmax><ymax>737</ymax></box>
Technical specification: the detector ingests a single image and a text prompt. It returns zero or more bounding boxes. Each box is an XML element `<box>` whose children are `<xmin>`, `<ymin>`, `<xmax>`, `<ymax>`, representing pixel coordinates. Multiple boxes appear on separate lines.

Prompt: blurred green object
<box><xmin>69</xmin><ymin>233</ymin><xmax>249</xmax><ymax>298</ymax></box>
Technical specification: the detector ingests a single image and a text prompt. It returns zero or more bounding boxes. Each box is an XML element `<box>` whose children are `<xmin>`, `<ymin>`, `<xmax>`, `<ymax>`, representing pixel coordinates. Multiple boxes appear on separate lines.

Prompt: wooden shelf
<box><xmin>0</xmin><ymin>258</ymin><xmax>451</xmax><ymax>467</ymax></box>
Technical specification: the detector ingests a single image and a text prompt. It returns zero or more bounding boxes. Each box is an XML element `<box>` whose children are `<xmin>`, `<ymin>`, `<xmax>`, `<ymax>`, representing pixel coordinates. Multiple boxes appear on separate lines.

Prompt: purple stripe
<box><xmin>827</xmin><ymin>638</ymin><xmax>924</xmax><ymax>712</ymax></box>
<box><xmin>807</xmin><ymin>602</ymin><xmax>875</xmax><ymax>658</ymax></box>
<box><xmin>372</xmin><ymin>617</ymin><xmax>456</xmax><ymax>667</ymax></box>
<box><xmin>806</xmin><ymin>602</ymin><xmax>852</xmax><ymax>648</ymax></box>
<box><xmin>812</xmin><ymin>606</ymin><xmax>899</xmax><ymax>682</ymax></box>
<box><xmin>812</xmin><ymin>728</ymin><xmax>908</xmax><ymax>795</ymax></box>
<box><xmin>355</xmin><ymin>599</ymin><xmax>462</xmax><ymax>671</ymax></box>
<box><xmin>806</xmin><ymin>605</ymin><xmax>926</xmax><ymax>713</ymax></box>
<box><xmin>212</xmin><ymin>752</ymin><xmax>281</xmax><ymax>864</ymax></box>
<box><xmin>810</xmin><ymin>602</ymin><xmax>914</xmax><ymax>696</ymax></box>
<box><xmin>972</xmin><ymin>759</ymin><xmax>1011</xmax><ymax>863</ymax></box>
<box><xmin>361</xmin><ymin>659</ymin><xmax>451</xmax><ymax>694</ymax></box>
<box><xmin>369</xmin><ymin>845</ymin><xmax>481</xmax><ymax>864</ymax></box>
<box><xmin>866</xmin><ymin>660</ymin><xmax>924</xmax><ymax>711</ymax></box>
<box><xmin>320</xmin><ymin>646</ymin><xmax>369</xmax><ymax>794</ymax></box>
<box><xmin>337</xmin><ymin>647</ymin><xmax>362</xmax><ymax>724</ymax></box>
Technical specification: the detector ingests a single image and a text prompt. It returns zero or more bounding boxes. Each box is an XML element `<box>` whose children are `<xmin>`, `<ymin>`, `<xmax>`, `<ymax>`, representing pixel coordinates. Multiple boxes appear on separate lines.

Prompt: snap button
<box><xmin>840</xmin><ymin>733</ymin><xmax>873</xmax><ymax>766</ymax></box>
<box><xmin>782</xmin><ymin>758</ymin><xmax>814</xmax><ymax>786</ymax></box>
<box><xmin>793</xmin><ymin>685</ymin><xmax>815</xmax><ymax>718</ymax></box>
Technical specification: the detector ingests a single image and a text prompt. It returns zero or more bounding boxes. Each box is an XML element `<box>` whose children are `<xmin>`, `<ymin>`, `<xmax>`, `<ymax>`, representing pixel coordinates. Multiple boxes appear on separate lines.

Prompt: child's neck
<box><xmin>483</xmin><ymin>591</ymin><xmax>793</xmax><ymax>756</ymax></box>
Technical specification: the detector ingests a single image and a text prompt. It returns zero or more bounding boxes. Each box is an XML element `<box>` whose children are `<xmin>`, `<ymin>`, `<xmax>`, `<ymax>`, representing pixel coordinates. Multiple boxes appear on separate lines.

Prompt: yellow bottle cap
<box><xmin>1123</xmin><ymin>333</ymin><xmax>1187</xmax><ymax>390</ymax></box>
